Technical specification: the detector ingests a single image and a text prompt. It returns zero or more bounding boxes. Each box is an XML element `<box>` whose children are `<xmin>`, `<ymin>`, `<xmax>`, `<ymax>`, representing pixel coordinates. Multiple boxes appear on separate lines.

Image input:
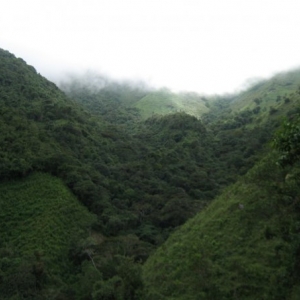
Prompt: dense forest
<box><xmin>1</xmin><ymin>48</ymin><xmax>300</xmax><ymax>299</ymax></box>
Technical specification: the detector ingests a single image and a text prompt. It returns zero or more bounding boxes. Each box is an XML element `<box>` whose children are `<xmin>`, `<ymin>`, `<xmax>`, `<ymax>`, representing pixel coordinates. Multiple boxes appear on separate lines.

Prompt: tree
<box><xmin>273</xmin><ymin>117</ymin><xmax>300</xmax><ymax>166</ymax></box>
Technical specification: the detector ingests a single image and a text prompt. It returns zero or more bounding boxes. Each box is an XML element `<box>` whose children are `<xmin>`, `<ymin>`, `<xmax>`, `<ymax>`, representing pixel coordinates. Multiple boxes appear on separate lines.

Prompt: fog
<box><xmin>2</xmin><ymin>0</ymin><xmax>300</xmax><ymax>94</ymax></box>
<box><xmin>58</xmin><ymin>70</ymin><xmax>156</xmax><ymax>97</ymax></box>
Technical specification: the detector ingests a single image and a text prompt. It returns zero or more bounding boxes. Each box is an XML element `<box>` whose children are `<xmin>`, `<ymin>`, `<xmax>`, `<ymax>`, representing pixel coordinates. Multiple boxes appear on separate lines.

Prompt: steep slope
<box><xmin>231</xmin><ymin>69</ymin><xmax>300</xmax><ymax>114</ymax></box>
<box><xmin>203</xmin><ymin>69</ymin><xmax>300</xmax><ymax>130</ymax></box>
<box><xmin>0</xmin><ymin>173</ymin><xmax>95</xmax><ymax>299</ymax></box>
<box><xmin>0</xmin><ymin>48</ymin><xmax>222</xmax><ymax>299</ymax></box>
<box><xmin>0</xmin><ymin>48</ymin><xmax>111</xmax><ymax>179</ymax></box>
<box><xmin>143</xmin><ymin>125</ymin><xmax>300</xmax><ymax>299</ymax></box>
<box><xmin>199</xmin><ymin>73</ymin><xmax>300</xmax><ymax>180</ymax></box>
<box><xmin>0</xmin><ymin>48</ymin><xmax>240</xmax><ymax>263</ymax></box>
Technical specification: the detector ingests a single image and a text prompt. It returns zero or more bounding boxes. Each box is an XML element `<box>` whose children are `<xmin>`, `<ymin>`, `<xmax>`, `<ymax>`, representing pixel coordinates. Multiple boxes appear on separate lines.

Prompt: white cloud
<box><xmin>1</xmin><ymin>0</ymin><xmax>300</xmax><ymax>94</ymax></box>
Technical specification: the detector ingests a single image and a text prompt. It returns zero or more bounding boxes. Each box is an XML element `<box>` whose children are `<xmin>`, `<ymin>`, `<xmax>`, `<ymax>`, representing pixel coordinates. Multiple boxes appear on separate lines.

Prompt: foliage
<box><xmin>143</xmin><ymin>152</ymin><xmax>300</xmax><ymax>299</ymax></box>
<box><xmin>0</xmin><ymin>49</ymin><xmax>217</xmax><ymax>243</ymax></box>
<box><xmin>2</xmin><ymin>48</ymin><xmax>300</xmax><ymax>299</ymax></box>
<box><xmin>273</xmin><ymin>117</ymin><xmax>300</xmax><ymax>166</ymax></box>
<box><xmin>0</xmin><ymin>173</ymin><xmax>96</xmax><ymax>299</ymax></box>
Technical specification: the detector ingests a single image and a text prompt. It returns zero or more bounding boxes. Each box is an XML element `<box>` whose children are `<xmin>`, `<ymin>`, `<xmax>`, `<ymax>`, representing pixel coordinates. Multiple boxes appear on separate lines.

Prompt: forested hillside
<box><xmin>0</xmin><ymin>173</ymin><xmax>96</xmax><ymax>298</ymax></box>
<box><xmin>143</xmin><ymin>113</ymin><xmax>300</xmax><ymax>299</ymax></box>
<box><xmin>1</xmin><ymin>48</ymin><xmax>300</xmax><ymax>299</ymax></box>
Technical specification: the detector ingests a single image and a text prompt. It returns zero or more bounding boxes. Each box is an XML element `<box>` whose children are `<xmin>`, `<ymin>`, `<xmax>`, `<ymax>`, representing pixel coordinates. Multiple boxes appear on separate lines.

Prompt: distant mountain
<box><xmin>203</xmin><ymin>69</ymin><xmax>300</xmax><ymax>130</ymax></box>
<box><xmin>60</xmin><ymin>75</ymin><xmax>210</xmax><ymax>120</ymax></box>
<box><xmin>60</xmin><ymin>69</ymin><xmax>300</xmax><ymax>125</ymax></box>
<box><xmin>134</xmin><ymin>89</ymin><xmax>209</xmax><ymax>119</ymax></box>
<box><xmin>231</xmin><ymin>69</ymin><xmax>300</xmax><ymax>113</ymax></box>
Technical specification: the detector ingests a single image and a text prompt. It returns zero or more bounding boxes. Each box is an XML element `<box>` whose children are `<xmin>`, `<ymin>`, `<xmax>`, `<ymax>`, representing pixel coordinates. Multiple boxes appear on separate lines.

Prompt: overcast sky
<box><xmin>1</xmin><ymin>0</ymin><xmax>300</xmax><ymax>94</ymax></box>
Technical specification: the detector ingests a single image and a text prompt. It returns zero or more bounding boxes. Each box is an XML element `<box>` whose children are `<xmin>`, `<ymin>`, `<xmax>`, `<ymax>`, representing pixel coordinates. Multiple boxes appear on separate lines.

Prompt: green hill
<box><xmin>60</xmin><ymin>69</ymin><xmax>300</xmax><ymax>125</ymax></box>
<box><xmin>203</xmin><ymin>70</ymin><xmax>300</xmax><ymax>132</ymax></box>
<box><xmin>143</xmin><ymin>148</ymin><xmax>300</xmax><ymax>300</ymax></box>
<box><xmin>134</xmin><ymin>89</ymin><xmax>209</xmax><ymax>119</ymax></box>
<box><xmin>231</xmin><ymin>70</ymin><xmax>300</xmax><ymax>114</ymax></box>
<box><xmin>0</xmin><ymin>173</ymin><xmax>96</xmax><ymax>299</ymax></box>
<box><xmin>60</xmin><ymin>76</ymin><xmax>210</xmax><ymax>121</ymax></box>
<box><xmin>0</xmin><ymin>48</ymin><xmax>218</xmax><ymax>243</ymax></box>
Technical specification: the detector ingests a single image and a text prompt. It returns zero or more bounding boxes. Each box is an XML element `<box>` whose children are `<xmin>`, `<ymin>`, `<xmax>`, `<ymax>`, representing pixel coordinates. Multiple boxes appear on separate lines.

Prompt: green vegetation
<box><xmin>204</xmin><ymin>70</ymin><xmax>300</xmax><ymax>132</ymax></box>
<box><xmin>60</xmin><ymin>76</ymin><xmax>209</xmax><ymax>121</ymax></box>
<box><xmin>134</xmin><ymin>89</ymin><xmax>209</xmax><ymax>119</ymax></box>
<box><xmin>1</xmin><ymin>47</ymin><xmax>300</xmax><ymax>298</ymax></box>
<box><xmin>143</xmin><ymin>145</ymin><xmax>300</xmax><ymax>300</ymax></box>
<box><xmin>0</xmin><ymin>173</ymin><xmax>95</xmax><ymax>299</ymax></box>
<box><xmin>273</xmin><ymin>116</ymin><xmax>300</xmax><ymax>166</ymax></box>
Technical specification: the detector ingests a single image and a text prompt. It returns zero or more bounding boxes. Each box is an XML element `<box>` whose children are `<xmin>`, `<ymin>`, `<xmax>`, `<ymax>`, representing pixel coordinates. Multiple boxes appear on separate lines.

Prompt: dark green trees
<box><xmin>273</xmin><ymin>117</ymin><xmax>300</xmax><ymax>166</ymax></box>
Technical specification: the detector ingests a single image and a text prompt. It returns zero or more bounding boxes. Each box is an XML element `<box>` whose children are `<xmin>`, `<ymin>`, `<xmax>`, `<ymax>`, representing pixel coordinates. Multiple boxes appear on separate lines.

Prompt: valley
<box><xmin>1</xmin><ymin>48</ymin><xmax>300</xmax><ymax>299</ymax></box>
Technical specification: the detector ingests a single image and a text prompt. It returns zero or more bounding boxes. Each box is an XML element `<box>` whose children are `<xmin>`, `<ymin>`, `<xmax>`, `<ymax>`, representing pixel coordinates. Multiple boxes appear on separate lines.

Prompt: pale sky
<box><xmin>1</xmin><ymin>0</ymin><xmax>300</xmax><ymax>94</ymax></box>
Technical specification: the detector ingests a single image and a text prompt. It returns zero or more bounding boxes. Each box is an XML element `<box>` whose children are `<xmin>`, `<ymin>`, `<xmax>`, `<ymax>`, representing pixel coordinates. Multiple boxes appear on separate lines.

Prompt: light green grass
<box><xmin>135</xmin><ymin>90</ymin><xmax>209</xmax><ymax>119</ymax></box>
<box><xmin>231</xmin><ymin>70</ymin><xmax>300</xmax><ymax>115</ymax></box>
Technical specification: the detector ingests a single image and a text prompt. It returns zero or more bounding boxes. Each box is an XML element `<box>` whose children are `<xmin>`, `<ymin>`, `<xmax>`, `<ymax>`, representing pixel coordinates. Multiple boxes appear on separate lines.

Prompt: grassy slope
<box><xmin>62</xmin><ymin>69</ymin><xmax>300</xmax><ymax>124</ymax></box>
<box><xmin>230</xmin><ymin>70</ymin><xmax>300</xmax><ymax>121</ymax></box>
<box><xmin>233</xmin><ymin>70</ymin><xmax>300</xmax><ymax>107</ymax></box>
<box><xmin>0</xmin><ymin>173</ymin><xmax>96</xmax><ymax>294</ymax></box>
<box><xmin>200</xmin><ymin>70</ymin><xmax>300</xmax><ymax>130</ymax></box>
<box><xmin>143</xmin><ymin>152</ymin><xmax>300</xmax><ymax>299</ymax></box>
<box><xmin>135</xmin><ymin>89</ymin><xmax>209</xmax><ymax>119</ymax></box>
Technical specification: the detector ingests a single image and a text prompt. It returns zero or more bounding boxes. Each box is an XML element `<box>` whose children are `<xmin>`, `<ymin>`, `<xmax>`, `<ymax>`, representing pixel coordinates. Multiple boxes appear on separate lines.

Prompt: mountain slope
<box><xmin>0</xmin><ymin>48</ymin><xmax>240</xmax><ymax>275</ymax></box>
<box><xmin>60</xmin><ymin>75</ymin><xmax>210</xmax><ymax>121</ymax></box>
<box><xmin>143</xmin><ymin>150</ymin><xmax>300</xmax><ymax>299</ymax></box>
<box><xmin>202</xmin><ymin>69</ymin><xmax>300</xmax><ymax>132</ymax></box>
<box><xmin>0</xmin><ymin>173</ymin><xmax>95</xmax><ymax>299</ymax></box>
<box><xmin>134</xmin><ymin>89</ymin><xmax>209</xmax><ymax>119</ymax></box>
<box><xmin>231</xmin><ymin>70</ymin><xmax>300</xmax><ymax>114</ymax></box>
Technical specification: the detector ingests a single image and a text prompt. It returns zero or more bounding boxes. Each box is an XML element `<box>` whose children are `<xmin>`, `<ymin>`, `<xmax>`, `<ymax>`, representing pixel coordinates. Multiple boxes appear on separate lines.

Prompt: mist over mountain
<box><xmin>59</xmin><ymin>71</ymin><xmax>156</xmax><ymax>95</ymax></box>
<box><xmin>1</xmin><ymin>47</ymin><xmax>300</xmax><ymax>299</ymax></box>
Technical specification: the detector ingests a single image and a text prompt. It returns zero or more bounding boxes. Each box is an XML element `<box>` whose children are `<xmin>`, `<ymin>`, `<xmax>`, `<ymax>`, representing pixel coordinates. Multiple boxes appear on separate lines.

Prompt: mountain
<box><xmin>142</xmin><ymin>84</ymin><xmax>300</xmax><ymax>299</ymax></box>
<box><xmin>230</xmin><ymin>70</ymin><xmax>300</xmax><ymax>115</ymax></box>
<box><xmin>134</xmin><ymin>89</ymin><xmax>209</xmax><ymax>119</ymax></box>
<box><xmin>143</xmin><ymin>143</ymin><xmax>300</xmax><ymax>299</ymax></box>
<box><xmin>1</xmin><ymin>47</ymin><xmax>300</xmax><ymax>299</ymax></box>
<box><xmin>0</xmin><ymin>48</ymin><xmax>236</xmax><ymax>298</ymax></box>
<box><xmin>60</xmin><ymin>74</ymin><xmax>210</xmax><ymax>121</ymax></box>
<box><xmin>202</xmin><ymin>70</ymin><xmax>300</xmax><ymax>134</ymax></box>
